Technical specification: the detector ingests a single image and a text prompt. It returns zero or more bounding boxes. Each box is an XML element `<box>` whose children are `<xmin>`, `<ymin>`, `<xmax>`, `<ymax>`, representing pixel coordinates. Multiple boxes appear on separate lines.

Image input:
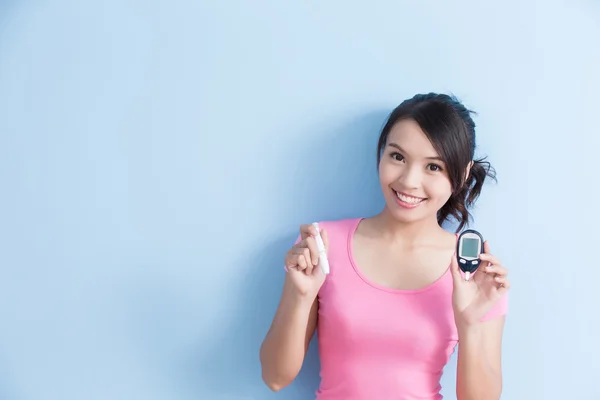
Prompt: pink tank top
<box><xmin>310</xmin><ymin>218</ymin><xmax>508</xmax><ymax>400</ymax></box>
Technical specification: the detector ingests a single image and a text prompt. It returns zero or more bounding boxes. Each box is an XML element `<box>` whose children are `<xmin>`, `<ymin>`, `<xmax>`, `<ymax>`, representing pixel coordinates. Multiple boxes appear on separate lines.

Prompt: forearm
<box><xmin>456</xmin><ymin>324</ymin><xmax>502</xmax><ymax>400</ymax></box>
<box><xmin>259</xmin><ymin>283</ymin><xmax>316</xmax><ymax>390</ymax></box>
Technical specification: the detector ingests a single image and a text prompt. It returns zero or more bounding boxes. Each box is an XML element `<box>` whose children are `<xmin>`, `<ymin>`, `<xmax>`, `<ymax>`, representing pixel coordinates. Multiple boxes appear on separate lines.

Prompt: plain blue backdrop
<box><xmin>1</xmin><ymin>0</ymin><xmax>599</xmax><ymax>399</ymax></box>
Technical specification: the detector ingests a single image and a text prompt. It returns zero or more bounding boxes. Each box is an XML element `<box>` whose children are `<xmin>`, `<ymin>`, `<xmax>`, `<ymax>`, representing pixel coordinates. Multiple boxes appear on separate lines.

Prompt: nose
<box><xmin>398</xmin><ymin>165</ymin><xmax>421</xmax><ymax>189</ymax></box>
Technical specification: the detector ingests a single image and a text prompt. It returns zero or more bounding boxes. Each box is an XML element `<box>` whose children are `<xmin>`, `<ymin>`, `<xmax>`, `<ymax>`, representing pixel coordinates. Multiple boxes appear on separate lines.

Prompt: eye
<box><xmin>428</xmin><ymin>163</ymin><xmax>443</xmax><ymax>172</ymax></box>
<box><xmin>390</xmin><ymin>152</ymin><xmax>405</xmax><ymax>162</ymax></box>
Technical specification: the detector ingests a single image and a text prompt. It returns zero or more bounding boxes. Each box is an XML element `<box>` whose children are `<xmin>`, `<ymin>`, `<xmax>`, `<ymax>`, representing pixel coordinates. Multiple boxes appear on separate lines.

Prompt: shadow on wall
<box><xmin>0</xmin><ymin>361</ymin><xmax>20</xmax><ymax>400</ymax></box>
<box><xmin>0</xmin><ymin>0</ymin><xmax>17</xmax><ymax>45</ymax></box>
<box><xmin>1</xmin><ymin>1</ymin><xmax>25</xmax><ymax>397</ymax></box>
<box><xmin>191</xmin><ymin>110</ymin><xmax>391</xmax><ymax>399</ymax></box>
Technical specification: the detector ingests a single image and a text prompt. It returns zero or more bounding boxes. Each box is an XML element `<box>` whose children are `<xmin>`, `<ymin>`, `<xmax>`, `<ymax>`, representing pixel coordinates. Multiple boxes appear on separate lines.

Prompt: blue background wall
<box><xmin>1</xmin><ymin>1</ymin><xmax>599</xmax><ymax>399</ymax></box>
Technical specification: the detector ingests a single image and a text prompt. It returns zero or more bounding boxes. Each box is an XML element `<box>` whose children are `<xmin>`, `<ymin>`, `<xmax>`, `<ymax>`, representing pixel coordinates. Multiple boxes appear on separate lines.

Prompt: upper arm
<box><xmin>304</xmin><ymin>297</ymin><xmax>319</xmax><ymax>353</ymax></box>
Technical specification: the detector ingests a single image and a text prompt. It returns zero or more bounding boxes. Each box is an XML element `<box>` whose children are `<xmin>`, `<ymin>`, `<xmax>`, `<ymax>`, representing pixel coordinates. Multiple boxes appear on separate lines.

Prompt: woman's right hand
<box><xmin>284</xmin><ymin>223</ymin><xmax>329</xmax><ymax>298</ymax></box>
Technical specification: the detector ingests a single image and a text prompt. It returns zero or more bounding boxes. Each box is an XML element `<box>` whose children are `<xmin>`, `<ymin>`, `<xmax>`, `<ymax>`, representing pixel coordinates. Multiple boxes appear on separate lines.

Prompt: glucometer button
<box><xmin>459</xmin><ymin>259</ymin><xmax>466</xmax><ymax>264</ymax></box>
<box><xmin>471</xmin><ymin>260</ymin><xmax>477</xmax><ymax>265</ymax></box>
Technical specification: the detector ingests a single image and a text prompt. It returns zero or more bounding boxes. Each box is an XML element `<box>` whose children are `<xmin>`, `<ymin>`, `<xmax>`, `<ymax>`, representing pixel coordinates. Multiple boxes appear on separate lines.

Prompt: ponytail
<box><xmin>437</xmin><ymin>158</ymin><xmax>497</xmax><ymax>232</ymax></box>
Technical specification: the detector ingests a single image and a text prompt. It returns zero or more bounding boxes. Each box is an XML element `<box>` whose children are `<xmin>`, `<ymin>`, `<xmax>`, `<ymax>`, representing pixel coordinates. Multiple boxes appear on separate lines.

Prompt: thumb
<box><xmin>450</xmin><ymin>253</ymin><xmax>462</xmax><ymax>284</ymax></box>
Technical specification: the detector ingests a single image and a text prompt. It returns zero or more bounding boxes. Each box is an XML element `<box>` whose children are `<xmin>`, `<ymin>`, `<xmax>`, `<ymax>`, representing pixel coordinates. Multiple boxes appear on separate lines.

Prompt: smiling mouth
<box><xmin>393</xmin><ymin>190</ymin><xmax>426</xmax><ymax>205</ymax></box>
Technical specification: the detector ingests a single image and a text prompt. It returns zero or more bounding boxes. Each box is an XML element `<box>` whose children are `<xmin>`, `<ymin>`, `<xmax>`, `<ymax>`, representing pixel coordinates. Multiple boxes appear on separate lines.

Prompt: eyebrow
<box><xmin>387</xmin><ymin>142</ymin><xmax>444</xmax><ymax>161</ymax></box>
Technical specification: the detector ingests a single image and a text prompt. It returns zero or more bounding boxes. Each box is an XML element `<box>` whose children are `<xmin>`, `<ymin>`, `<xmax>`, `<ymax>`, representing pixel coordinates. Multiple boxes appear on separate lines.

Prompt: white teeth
<box><xmin>395</xmin><ymin>191</ymin><xmax>424</xmax><ymax>204</ymax></box>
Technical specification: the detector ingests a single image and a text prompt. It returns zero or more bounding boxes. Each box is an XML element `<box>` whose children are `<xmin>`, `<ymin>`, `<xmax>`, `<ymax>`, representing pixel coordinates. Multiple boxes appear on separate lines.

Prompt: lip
<box><xmin>393</xmin><ymin>190</ymin><xmax>426</xmax><ymax>209</ymax></box>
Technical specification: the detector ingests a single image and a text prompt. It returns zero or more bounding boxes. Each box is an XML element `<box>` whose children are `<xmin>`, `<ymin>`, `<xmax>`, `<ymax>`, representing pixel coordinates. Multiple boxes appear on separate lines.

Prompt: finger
<box><xmin>296</xmin><ymin>253</ymin><xmax>307</xmax><ymax>271</ymax></box>
<box><xmin>312</xmin><ymin>263</ymin><xmax>325</xmax><ymax>278</ymax></box>
<box><xmin>302</xmin><ymin>248</ymin><xmax>314</xmax><ymax>276</ymax></box>
<box><xmin>495</xmin><ymin>277</ymin><xmax>510</xmax><ymax>293</ymax></box>
<box><xmin>300</xmin><ymin>224</ymin><xmax>318</xmax><ymax>240</ymax></box>
<box><xmin>473</xmin><ymin>266</ymin><xmax>487</xmax><ymax>283</ymax></box>
<box><xmin>483</xmin><ymin>240</ymin><xmax>491</xmax><ymax>254</ymax></box>
<box><xmin>289</xmin><ymin>246</ymin><xmax>307</xmax><ymax>256</ymax></box>
<box><xmin>484</xmin><ymin>264</ymin><xmax>508</xmax><ymax>277</ymax></box>
<box><xmin>479</xmin><ymin>252</ymin><xmax>502</xmax><ymax>267</ymax></box>
<box><xmin>290</xmin><ymin>248</ymin><xmax>310</xmax><ymax>271</ymax></box>
<box><xmin>305</xmin><ymin>236</ymin><xmax>320</xmax><ymax>266</ymax></box>
<box><xmin>291</xmin><ymin>238</ymin><xmax>311</xmax><ymax>252</ymax></box>
<box><xmin>285</xmin><ymin>249</ymin><xmax>300</xmax><ymax>269</ymax></box>
<box><xmin>284</xmin><ymin>256</ymin><xmax>295</xmax><ymax>269</ymax></box>
<box><xmin>285</xmin><ymin>256</ymin><xmax>303</xmax><ymax>271</ymax></box>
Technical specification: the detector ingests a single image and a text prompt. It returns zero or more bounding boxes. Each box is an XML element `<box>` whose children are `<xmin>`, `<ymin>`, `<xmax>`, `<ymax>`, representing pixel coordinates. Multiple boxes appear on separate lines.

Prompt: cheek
<box><xmin>427</xmin><ymin>176</ymin><xmax>453</xmax><ymax>199</ymax></box>
<box><xmin>378</xmin><ymin>163</ymin><xmax>395</xmax><ymax>185</ymax></box>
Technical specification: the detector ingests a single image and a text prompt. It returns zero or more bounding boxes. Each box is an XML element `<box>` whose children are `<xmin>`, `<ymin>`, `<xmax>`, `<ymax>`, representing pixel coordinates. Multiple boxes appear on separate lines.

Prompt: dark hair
<box><xmin>376</xmin><ymin>93</ymin><xmax>496</xmax><ymax>232</ymax></box>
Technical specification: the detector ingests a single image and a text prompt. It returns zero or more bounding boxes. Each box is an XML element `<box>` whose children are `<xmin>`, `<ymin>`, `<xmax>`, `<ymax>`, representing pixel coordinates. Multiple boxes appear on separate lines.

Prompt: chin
<box><xmin>384</xmin><ymin>195</ymin><xmax>440</xmax><ymax>225</ymax></box>
<box><xmin>385</xmin><ymin>201</ymin><xmax>425</xmax><ymax>223</ymax></box>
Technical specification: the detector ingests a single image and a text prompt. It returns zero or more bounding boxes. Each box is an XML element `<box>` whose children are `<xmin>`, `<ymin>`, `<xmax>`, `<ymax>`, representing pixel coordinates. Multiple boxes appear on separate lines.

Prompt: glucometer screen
<box><xmin>461</xmin><ymin>238</ymin><xmax>480</xmax><ymax>257</ymax></box>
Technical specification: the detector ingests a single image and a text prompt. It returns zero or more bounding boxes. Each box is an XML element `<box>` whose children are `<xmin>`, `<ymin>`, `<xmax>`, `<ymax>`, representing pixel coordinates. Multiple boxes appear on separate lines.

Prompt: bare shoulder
<box><xmin>441</xmin><ymin>229</ymin><xmax>458</xmax><ymax>248</ymax></box>
<box><xmin>313</xmin><ymin>217</ymin><xmax>363</xmax><ymax>244</ymax></box>
<box><xmin>316</xmin><ymin>217</ymin><xmax>361</xmax><ymax>233</ymax></box>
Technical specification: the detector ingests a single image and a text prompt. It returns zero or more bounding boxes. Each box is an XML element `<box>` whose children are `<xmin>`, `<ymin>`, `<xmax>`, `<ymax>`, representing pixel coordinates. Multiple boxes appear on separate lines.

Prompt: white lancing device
<box><xmin>312</xmin><ymin>222</ymin><xmax>330</xmax><ymax>275</ymax></box>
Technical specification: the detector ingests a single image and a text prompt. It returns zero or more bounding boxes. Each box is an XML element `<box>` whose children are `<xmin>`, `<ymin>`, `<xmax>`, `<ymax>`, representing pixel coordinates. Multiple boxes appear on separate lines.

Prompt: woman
<box><xmin>259</xmin><ymin>93</ymin><xmax>510</xmax><ymax>400</ymax></box>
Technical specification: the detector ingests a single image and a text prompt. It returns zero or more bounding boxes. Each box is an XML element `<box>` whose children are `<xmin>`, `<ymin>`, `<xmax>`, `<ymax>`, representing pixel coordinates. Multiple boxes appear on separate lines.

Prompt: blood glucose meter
<box><xmin>456</xmin><ymin>229</ymin><xmax>484</xmax><ymax>281</ymax></box>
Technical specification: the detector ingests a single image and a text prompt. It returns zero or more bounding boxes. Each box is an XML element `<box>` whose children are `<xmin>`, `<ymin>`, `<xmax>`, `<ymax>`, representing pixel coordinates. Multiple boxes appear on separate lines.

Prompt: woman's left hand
<box><xmin>451</xmin><ymin>241</ymin><xmax>510</xmax><ymax>327</ymax></box>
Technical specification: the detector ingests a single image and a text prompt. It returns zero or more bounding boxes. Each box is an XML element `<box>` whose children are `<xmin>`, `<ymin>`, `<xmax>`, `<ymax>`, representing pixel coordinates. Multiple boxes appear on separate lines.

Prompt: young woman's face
<box><xmin>378</xmin><ymin>119</ymin><xmax>453</xmax><ymax>225</ymax></box>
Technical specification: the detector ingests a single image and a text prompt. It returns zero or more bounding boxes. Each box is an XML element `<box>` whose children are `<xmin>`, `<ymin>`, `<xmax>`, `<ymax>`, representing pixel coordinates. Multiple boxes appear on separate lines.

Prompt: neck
<box><xmin>371</xmin><ymin>207</ymin><xmax>445</xmax><ymax>246</ymax></box>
